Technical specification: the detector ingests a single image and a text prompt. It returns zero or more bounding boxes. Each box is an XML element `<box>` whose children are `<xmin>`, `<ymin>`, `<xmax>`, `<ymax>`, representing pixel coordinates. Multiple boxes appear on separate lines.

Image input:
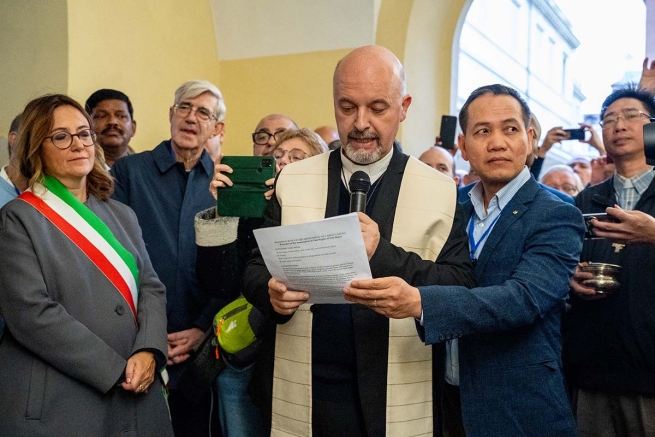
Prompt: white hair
<box><xmin>174</xmin><ymin>80</ymin><xmax>226</xmax><ymax>122</ymax></box>
<box><xmin>540</xmin><ymin>164</ymin><xmax>584</xmax><ymax>192</ymax></box>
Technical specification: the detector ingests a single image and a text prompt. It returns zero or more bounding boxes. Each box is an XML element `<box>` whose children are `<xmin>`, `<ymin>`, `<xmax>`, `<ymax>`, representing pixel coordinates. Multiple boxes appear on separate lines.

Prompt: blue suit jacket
<box><xmin>420</xmin><ymin>177</ymin><xmax>584</xmax><ymax>436</ymax></box>
<box><xmin>458</xmin><ymin>179</ymin><xmax>575</xmax><ymax>205</ymax></box>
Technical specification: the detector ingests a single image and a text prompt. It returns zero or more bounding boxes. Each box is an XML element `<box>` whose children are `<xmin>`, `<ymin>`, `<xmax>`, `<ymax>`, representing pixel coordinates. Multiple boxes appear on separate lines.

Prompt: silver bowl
<box><xmin>580</xmin><ymin>262</ymin><xmax>621</xmax><ymax>295</ymax></box>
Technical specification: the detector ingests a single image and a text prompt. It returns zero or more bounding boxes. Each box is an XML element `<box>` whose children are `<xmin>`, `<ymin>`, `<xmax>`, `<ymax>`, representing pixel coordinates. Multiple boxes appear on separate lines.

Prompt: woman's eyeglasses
<box><xmin>273</xmin><ymin>148</ymin><xmax>308</xmax><ymax>163</ymax></box>
<box><xmin>45</xmin><ymin>129</ymin><xmax>97</xmax><ymax>150</ymax></box>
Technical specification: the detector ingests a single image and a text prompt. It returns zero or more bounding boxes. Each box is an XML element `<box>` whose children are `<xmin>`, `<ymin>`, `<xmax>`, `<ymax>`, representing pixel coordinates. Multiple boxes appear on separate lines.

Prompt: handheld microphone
<box><xmin>349</xmin><ymin>171</ymin><xmax>371</xmax><ymax>213</ymax></box>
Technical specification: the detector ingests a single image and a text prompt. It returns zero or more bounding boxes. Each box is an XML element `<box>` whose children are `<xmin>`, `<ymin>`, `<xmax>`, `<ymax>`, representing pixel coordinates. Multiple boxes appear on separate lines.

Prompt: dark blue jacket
<box><xmin>420</xmin><ymin>178</ymin><xmax>583</xmax><ymax>436</ymax></box>
<box><xmin>111</xmin><ymin>141</ymin><xmax>216</xmax><ymax>335</ymax></box>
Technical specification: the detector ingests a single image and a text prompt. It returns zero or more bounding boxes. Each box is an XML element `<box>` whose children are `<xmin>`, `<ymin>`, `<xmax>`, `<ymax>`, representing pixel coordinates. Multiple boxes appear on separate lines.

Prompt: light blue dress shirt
<box><xmin>445</xmin><ymin>167</ymin><xmax>532</xmax><ymax>386</ymax></box>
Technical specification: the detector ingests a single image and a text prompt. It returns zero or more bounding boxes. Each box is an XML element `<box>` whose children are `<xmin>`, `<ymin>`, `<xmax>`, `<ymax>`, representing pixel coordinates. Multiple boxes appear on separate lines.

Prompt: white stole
<box><xmin>271</xmin><ymin>151</ymin><xmax>457</xmax><ymax>436</ymax></box>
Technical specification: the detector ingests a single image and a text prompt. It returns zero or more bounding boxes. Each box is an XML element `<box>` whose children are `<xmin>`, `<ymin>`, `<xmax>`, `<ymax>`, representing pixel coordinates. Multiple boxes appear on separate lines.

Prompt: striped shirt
<box><xmin>613</xmin><ymin>167</ymin><xmax>655</xmax><ymax>211</ymax></box>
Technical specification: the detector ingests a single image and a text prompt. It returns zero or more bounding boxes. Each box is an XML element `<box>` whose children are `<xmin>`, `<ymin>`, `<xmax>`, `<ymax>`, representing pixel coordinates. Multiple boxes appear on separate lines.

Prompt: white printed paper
<box><xmin>253</xmin><ymin>213</ymin><xmax>372</xmax><ymax>304</ymax></box>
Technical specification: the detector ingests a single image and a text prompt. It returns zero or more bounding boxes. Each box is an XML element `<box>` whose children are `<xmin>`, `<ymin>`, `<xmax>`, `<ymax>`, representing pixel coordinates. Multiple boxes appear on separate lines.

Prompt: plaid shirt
<box><xmin>613</xmin><ymin>167</ymin><xmax>655</xmax><ymax>211</ymax></box>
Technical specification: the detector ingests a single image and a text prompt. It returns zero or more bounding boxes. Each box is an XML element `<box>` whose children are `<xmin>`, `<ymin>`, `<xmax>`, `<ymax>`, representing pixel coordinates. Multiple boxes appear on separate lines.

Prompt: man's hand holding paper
<box><xmin>268</xmin><ymin>277</ymin><xmax>309</xmax><ymax>315</ymax></box>
<box><xmin>253</xmin><ymin>213</ymin><xmax>373</xmax><ymax>307</ymax></box>
<box><xmin>343</xmin><ymin>276</ymin><xmax>423</xmax><ymax>319</ymax></box>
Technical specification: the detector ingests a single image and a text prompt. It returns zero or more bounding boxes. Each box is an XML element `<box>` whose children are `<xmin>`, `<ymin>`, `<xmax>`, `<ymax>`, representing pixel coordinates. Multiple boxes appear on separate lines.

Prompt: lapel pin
<box><xmin>513</xmin><ymin>210</ymin><xmax>518</xmax><ymax>215</ymax></box>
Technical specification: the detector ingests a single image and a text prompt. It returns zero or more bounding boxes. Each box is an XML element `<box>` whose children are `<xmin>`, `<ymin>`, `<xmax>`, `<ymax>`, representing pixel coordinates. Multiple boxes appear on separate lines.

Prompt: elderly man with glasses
<box><xmin>111</xmin><ymin>80</ymin><xmax>225</xmax><ymax>437</ymax></box>
<box><xmin>563</xmin><ymin>84</ymin><xmax>655</xmax><ymax>437</ymax></box>
<box><xmin>251</xmin><ymin>113</ymin><xmax>297</xmax><ymax>156</ymax></box>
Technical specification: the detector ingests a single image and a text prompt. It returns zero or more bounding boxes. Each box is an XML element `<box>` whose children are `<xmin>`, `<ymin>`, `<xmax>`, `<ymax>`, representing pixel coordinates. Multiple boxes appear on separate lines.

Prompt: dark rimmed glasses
<box><xmin>173</xmin><ymin>103</ymin><xmax>216</xmax><ymax>123</ymax></box>
<box><xmin>45</xmin><ymin>129</ymin><xmax>97</xmax><ymax>150</ymax></box>
<box><xmin>252</xmin><ymin>130</ymin><xmax>286</xmax><ymax>145</ymax></box>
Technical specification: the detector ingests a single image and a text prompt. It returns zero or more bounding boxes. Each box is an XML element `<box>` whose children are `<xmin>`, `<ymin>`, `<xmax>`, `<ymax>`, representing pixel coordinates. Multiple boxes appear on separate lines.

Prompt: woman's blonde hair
<box><xmin>273</xmin><ymin>128</ymin><xmax>329</xmax><ymax>157</ymax></box>
<box><xmin>16</xmin><ymin>94</ymin><xmax>113</xmax><ymax>201</ymax></box>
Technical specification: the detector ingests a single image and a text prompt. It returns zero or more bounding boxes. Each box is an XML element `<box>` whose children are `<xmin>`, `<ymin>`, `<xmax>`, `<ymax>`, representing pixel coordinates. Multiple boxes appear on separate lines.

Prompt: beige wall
<box><xmin>66</xmin><ymin>0</ymin><xmax>221</xmax><ymax>152</ymax></box>
<box><xmin>219</xmin><ymin>49</ymin><xmax>350</xmax><ymax>155</ymax></box>
<box><xmin>402</xmin><ymin>0</ymin><xmax>469</xmax><ymax>156</ymax></box>
<box><xmin>1</xmin><ymin>0</ymin><xmax>470</xmax><ymax>160</ymax></box>
<box><xmin>0</xmin><ymin>0</ymin><xmax>68</xmax><ymax>166</ymax></box>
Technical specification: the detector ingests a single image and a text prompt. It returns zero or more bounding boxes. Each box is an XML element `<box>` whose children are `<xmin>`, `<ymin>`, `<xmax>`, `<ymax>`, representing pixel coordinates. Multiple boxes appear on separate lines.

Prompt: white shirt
<box><xmin>339</xmin><ymin>147</ymin><xmax>393</xmax><ymax>189</ymax></box>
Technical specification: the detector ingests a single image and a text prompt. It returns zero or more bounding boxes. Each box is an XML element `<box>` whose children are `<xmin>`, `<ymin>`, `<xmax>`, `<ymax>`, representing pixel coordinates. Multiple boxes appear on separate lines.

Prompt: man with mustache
<box><xmin>242</xmin><ymin>45</ymin><xmax>476</xmax><ymax>436</ymax></box>
<box><xmin>85</xmin><ymin>89</ymin><xmax>137</xmax><ymax>168</ymax></box>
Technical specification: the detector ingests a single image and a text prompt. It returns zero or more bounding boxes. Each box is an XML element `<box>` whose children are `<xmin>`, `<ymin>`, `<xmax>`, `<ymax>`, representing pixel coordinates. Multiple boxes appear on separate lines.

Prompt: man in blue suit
<box><xmin>345</xmin><ymin>84</ymin><xmax>584</xmax><ymax>436</ymax></box>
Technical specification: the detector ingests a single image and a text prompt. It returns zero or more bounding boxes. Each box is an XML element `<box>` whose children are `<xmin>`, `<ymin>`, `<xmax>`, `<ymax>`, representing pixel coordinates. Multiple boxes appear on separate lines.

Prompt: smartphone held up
<box><xmin>439</xmin><ymin>115</ymin><xmax>458</xmax><ymax>150</ymax></box>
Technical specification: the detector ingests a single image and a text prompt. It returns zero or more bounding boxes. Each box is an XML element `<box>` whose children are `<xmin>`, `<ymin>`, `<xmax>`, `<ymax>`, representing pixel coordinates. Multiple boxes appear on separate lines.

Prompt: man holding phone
<box><xmin>564</xmin><ymin>85</ymin><xmax>655</xmax><ymax>436</ymax></box>
<box><xmin>535</xmin><ymin>123</ymin><xmax>605</xmax><ymax>185</ymax></box>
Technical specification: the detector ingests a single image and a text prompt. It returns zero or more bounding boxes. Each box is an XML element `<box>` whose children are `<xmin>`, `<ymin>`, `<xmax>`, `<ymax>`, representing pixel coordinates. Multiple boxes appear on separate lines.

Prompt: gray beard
<box><xmin>343</xmin><ymin>140</ymin><xmax>383</xmax><ymax>165</ymax></box>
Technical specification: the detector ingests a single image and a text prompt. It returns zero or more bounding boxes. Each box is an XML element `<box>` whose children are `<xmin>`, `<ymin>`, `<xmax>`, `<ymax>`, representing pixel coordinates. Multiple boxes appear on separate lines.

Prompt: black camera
<box><xmin>643</xmin><ymin>119</ymin><xmax>655</xmax><ymax>165</ymax></box>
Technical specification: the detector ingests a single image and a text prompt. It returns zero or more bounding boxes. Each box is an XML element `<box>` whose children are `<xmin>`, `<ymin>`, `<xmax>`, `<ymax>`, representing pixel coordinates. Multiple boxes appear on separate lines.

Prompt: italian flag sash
<box><xmin>19</xmin><ymin>176</ymin><xmax>140</xmax><ymax>320</ymax></box>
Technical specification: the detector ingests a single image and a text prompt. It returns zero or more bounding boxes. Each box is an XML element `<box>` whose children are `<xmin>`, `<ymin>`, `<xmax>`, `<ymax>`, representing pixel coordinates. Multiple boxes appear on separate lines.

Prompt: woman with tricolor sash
<box><xmin>0</xmin><ymin>94</ymin><xmax>173</xmax><ymax>436</ymax></box>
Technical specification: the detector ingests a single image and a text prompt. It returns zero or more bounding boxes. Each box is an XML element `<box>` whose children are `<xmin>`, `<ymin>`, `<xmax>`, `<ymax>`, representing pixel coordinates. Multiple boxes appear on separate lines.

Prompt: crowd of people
<box><xmin>0</xmin><ymin>46</ymin><xmax>654</xmax><ymax>437</ymax></box>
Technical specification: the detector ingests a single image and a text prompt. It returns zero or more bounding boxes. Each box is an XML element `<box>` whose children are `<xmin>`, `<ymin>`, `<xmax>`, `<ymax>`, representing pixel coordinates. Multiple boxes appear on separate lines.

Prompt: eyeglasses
<box><xmin>600</xmin><ymin>109</ymin><xmax>650</xmax><ymax>129</ymax></box>
<box><xmin>272</xmin><ymin>148</ymin><xmax>308</xmax><ymax>163</ymax></box>
<box><xmin>252</xmin><ymin>130</ymin><xmax>286</xmax><ymax>146</ymax></box>
<box><xmin>173</xmin><ymin>103</ymin><xmax>216</xmax><ymax>122</ymax></box>
<box><xmin>45</xmin><ymin>129</ymin><xmax>97</xmax><ymax>150</ymax></box>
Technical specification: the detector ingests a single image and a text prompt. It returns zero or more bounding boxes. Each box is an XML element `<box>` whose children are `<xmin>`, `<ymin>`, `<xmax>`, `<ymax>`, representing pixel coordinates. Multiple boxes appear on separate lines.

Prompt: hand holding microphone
<box><xmin>349</xmin><ymin>171</ymin><xmax>370</xmax><ymax>213</ymax></box>
<box><xmin>348</xmin><ymin>171</ymin><xmax>379</xmax><ymax>259</ymax></box>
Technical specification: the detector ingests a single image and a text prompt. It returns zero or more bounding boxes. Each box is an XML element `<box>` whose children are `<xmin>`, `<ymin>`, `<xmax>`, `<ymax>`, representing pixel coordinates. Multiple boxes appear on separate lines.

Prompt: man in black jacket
<box><xmin>564</xmin><ymin>85</ymin><xmax>655</xmax><ymax>436</ymax></box>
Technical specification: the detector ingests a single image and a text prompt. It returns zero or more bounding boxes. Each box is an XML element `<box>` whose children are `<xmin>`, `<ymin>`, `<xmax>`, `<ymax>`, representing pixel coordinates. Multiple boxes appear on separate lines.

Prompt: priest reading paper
<box><xmin>242</xmin><ymin>45</ymin><xmax>475</xmax><ymax>436</ymax></box>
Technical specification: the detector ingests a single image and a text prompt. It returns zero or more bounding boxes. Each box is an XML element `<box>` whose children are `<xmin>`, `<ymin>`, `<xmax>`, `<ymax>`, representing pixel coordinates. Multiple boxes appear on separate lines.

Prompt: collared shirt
<box><xmin>613</xmin><ymin>167</ymin><xmax>655</xmax><ymax>211</ymax></box>
<box><xmin>340</xmin><ymin>146</ymin><xmax>393</xmax><ymax>187</ymax></box>
<box><xmin>446</xmin><ymin>166</ymin><xmax>532</xmax><ymax>386</ymax></box>
<box><xmin>0</xmin><ymin>166</ymin><xmax>19</xmax><ymax>208</ymax></box>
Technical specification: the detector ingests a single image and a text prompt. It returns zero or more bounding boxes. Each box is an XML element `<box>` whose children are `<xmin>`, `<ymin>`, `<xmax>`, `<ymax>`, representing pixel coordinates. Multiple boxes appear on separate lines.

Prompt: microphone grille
<box><xmin>349</xmin><ymin>171</ymin><xmax>371</xmax><ymax>193</ymax></box>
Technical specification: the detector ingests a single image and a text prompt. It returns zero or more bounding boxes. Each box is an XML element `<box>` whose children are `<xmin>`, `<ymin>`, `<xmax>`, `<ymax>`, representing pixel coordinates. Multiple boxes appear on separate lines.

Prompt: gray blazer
<box><xmin>0</xmin><ymin>195</ymin><xmax>173</xmax><ymax>437</ymax></box>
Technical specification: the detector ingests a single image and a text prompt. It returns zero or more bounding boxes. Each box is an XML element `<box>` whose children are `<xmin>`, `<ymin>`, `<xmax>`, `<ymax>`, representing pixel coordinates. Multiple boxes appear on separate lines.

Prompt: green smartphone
<box><xmin>216</xmin><ymin>156</ymin><xmax>276</xmax><ymax>218</ymax></box>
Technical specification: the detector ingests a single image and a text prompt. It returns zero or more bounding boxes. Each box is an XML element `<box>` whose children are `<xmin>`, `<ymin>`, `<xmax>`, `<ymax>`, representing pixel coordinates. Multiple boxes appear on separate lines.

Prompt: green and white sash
<box><xmin>19</xmin><ymin>176</ymin><xmax>140</xmax><ymax>320</ymax></box>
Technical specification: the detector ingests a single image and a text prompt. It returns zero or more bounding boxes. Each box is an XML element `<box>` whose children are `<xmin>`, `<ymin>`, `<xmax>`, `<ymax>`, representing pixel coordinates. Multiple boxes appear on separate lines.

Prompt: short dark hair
<box><xmin>85</xmin><ymin>89</ymin><xmax>134</xmax><ymax>119</ymax></box>
<box><xmin>600</xmin><ymin>84</ymin><xmax>655</xmax><ymax>120</ymax></box>
<box><xmin>9</xmin><ymin>113</ymin><xmax>21</xmax><ymax>133</ymax></box>
<box><xmin>459</xmin><ymin>84</ymin><xmax>531</xmax><ymax>134</ymax></box>
<box><xmin>8</xmin><ymin>113</ymin><xmax>21</xmax><ymax>155</ymax></box>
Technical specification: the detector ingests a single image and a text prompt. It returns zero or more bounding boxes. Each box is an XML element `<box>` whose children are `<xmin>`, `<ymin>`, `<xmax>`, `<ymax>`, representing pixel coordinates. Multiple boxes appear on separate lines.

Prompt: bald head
<box><xmin>252</xmin><ymin>114</ymin><xmax>297</xmax><ymax>156</ymax></box>
<box><xmin>333</xmin><ymin>45</ymin><xmax>406</xmax><ymax>97</ymax></box>
<box><xmin>419</xmin><ymin>146</ymin><xmax>458</xmax><ymax>184</ymax></box>
<box><xmin>333</xmin><ymin>45</ymin><xmax>411</xmax><ymax>164</ymax></box>
<box><xmin>314</xmin><ymin>126</ymin><xmax>340</xmax><ymax>144</ymax></box>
